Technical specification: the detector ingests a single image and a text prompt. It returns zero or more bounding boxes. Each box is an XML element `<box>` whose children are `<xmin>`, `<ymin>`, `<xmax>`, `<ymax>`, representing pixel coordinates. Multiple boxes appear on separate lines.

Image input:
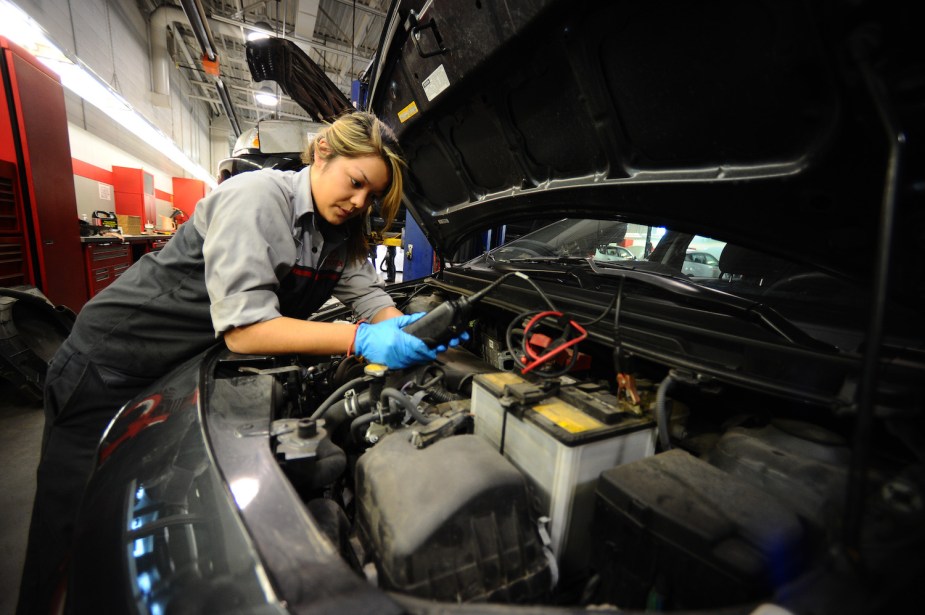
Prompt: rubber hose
<box><xmin>425</xmin><ymin>384</ymin><xmax>459</xmax><ymax>404</ymax></box>
<box><xmin>381</xmin><ymin>387</ymin><xmax>432</xmax><ymax>424</ymax></box>
<box><xmin>310</xmin><ymin>376</ymin><xmax>369</xmax><ymax>420</ymax></box>
<box><xmin>322</xmin><ymin>391</ymin><xmax>373</xmax><ymax>433</ymax></box>
<box><xmin>304</xmin><ymin>439</ymin><xmax>347</xmax><ymax>489</ymax></box>
<box><xmin>350</xmin><ymin>410</ymin><xmax>400</xmax><ymax>444</ymax></box>
<box><xmin>280</xmin><ymin>438</ymin><xmax>347</xmax><ymax>490</ymax></box>
<box><xmin>656</xmin><ymin>374</ymin><xmax>676</xmax><ymax>451</ymax></box>
<box><xmin>415</xmin><ymin>367</ymin><xmax>444</xmax><ymax>389</ymax></box>
<box><xmin>323</xmin><ymin>399</ymin><xmax>347</xmax><ymax>430</ymax></box>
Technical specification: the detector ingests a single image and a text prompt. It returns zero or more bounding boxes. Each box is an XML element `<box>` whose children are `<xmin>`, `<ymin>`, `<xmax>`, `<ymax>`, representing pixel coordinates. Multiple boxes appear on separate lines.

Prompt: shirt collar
<box><xmin>293</xmin><ymin>166</ymin><xmax>313</xmax><ymax>221</ymax></box>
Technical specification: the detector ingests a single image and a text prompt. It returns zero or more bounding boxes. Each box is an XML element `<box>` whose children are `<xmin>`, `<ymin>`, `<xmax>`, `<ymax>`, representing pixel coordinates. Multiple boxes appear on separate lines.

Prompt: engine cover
<box><xmin>354</xmin><ymin>432</ymin><xmax>550</xmax><ymax>603</ymax></box>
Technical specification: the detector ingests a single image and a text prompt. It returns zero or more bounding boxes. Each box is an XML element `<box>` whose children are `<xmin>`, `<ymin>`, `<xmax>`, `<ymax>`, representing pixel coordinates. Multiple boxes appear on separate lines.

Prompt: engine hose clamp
<box><xmin>344</xmin><ymin>389</ymin><xmax>359</xmax><ymax>417</ymax></box>
<box><xmin>410</xmin><ymin>390</ymin><xmax>429</xmax><ymax>418</ymax></box>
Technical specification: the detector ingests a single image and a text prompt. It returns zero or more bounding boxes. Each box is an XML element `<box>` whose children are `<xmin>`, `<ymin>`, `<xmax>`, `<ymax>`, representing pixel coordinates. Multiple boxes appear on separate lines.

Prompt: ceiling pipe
<box><xmin>214</xmin><ymin>80</ymin><xmax>242</xmax><ymax>137</ymax></box>
<box><xmin>148</xmin><ymin>4</ymin><xmax>242</xmax><ymax>136</ymax></box>
<box><xmin>180</xmin><ymin>0</ymin><xmax>218</xmax><ymax>61</ymax></box>
<box><xmin>173</xmin><ymin>23</ymin><xmax>222</xmax><ymax>117</ymax></box>
<box><xmin>178</xmin><ymin>0</ymin><xmax>241</xmax><ymax>136</ymax></box>
<box><xmin>150</xmin><ymin>5</ymin><xmax>244</xmax><ymax>97</ymax></box>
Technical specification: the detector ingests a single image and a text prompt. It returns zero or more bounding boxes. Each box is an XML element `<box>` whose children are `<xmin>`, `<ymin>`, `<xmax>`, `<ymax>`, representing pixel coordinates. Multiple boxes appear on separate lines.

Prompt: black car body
<box><xmin>69</xmin><ymin>1</ymin><xmax>924</xmax><ymax>613</ymax></box>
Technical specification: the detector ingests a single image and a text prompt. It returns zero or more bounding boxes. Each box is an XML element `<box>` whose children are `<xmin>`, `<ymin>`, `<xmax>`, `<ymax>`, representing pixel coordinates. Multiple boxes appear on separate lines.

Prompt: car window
<box><xmin>469</xmin><ymin>219</ymin><xmax>865</xmax><ymax>331</ymax></box>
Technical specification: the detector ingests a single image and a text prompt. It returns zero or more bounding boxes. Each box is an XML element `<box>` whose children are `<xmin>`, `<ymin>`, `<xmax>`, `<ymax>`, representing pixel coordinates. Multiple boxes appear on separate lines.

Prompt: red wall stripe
<box><xmin>71</xmin><ymin>158</ymin><xmax>174</xmax><ymax>202</ymax></box>
<box><xmin>71</xmin><ymin>158</ymin><xmax>113</xmax><ymax>185</ymax></box>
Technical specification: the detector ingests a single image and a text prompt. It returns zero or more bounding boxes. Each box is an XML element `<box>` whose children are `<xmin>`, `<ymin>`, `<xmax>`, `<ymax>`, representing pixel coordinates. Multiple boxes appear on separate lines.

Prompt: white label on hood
<box><xmin>422</xmin><ymin>64</ymin><xmax>450</xmax><ymax>101</ymax></box>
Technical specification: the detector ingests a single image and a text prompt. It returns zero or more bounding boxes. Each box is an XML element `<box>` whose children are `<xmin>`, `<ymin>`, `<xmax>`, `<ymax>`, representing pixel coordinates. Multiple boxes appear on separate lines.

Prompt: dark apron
<box><xmin>276</xmin><ymin>246</ymin><xmax>346</xmax><ymax>318</ymax></box>
<box><xmin>20</xmin><ymin>225</ymin><xmax>348</xmax><ymax>614</ymax></box>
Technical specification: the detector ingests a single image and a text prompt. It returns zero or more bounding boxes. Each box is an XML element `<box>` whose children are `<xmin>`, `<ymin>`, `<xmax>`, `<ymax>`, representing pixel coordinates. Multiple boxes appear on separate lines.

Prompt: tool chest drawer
<box><xmin>84</xmin><ymin>242</ymin><xmax>132</xmax><ymax>297</ymax></box>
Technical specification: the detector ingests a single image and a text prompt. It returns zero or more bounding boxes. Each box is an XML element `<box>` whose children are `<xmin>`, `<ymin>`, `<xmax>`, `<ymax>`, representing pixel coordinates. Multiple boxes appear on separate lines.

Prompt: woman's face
<box><xmin>311</xmin><ymin>142</ymin><xmax>389</xmax><ymax>226</ymax></box>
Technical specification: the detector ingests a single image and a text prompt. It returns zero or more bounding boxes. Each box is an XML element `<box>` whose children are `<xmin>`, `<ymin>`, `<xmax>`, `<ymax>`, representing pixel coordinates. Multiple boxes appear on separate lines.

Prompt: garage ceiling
<box><xmin>151</xmin><ymin>0</ymin><xmax>389</xmax><ymax>134</ymax></box>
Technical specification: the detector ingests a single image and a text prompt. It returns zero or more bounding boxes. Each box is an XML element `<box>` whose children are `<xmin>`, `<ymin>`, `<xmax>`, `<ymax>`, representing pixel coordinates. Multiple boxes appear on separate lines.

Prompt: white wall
<box><xmin>68</xmin><ymin>124</ymin><xmax>177</xmax><ymax>195</ymax></box>
<box><xmin>73</xmin><ymin>175</ymin><xmax>116</xmax><ymax>221</ymax></box>
<box><xmin>13</xmin><ymin>0</ymin><xmax>222</xmax><ymax>182</ymax></box>
<box><xmin>69</xmin><ymin>124</ymin><xmax>181</xmax><ymax>225</ymax></box>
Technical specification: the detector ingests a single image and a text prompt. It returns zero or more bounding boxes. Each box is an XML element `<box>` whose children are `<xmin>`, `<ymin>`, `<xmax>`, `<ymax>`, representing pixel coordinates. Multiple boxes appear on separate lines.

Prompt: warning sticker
<box><xmin>398</xmin><ymin>101</ymin><xmax>419</xmax><ymax>123</ymax></box>
<box><xmin>533</xmin><ymin>401</ymin><xmax>604</xmax><ymax>433</ymax></box>
<box><xmin>422</xmin><ymin>64</ymin><xmax>450</xmax><ymax>101</ymax></box>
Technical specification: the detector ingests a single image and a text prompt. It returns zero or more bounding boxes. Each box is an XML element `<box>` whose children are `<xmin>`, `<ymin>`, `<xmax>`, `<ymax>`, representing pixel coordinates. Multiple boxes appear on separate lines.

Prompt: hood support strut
<box><xmin>843</xmin><ymin>35</ymin><xmax>905</xmax><ymax>558</ymax></box>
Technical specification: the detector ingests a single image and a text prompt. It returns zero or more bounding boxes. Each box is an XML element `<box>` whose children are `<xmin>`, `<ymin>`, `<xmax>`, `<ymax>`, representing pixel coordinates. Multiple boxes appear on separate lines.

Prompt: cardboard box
<box><xmin>116</xmin><ymin>214</ymin><xmax>141</xmax><ymax>235</ymax></box>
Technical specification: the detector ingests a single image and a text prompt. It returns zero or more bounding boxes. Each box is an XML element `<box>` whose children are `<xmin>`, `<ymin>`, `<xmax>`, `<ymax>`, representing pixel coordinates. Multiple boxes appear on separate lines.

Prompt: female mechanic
<box><xmin>17</xmin><ymin>111</ymin><xmax>456</xmax><ymax>614</ymax></box>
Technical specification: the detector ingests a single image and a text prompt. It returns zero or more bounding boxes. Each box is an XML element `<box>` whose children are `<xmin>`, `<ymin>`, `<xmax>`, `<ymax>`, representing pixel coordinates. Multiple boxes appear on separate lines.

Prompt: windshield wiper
<box><xmin>592</xmin><ymin>259</ymin><xmax>698</xmax><ymax>283</ymax></box>
<box><xmin>486</xmin><ymin>254</ymin><xmax>592</xmax><ymax>266</ymax></box>
<box><xmin>585</xmin><ymin>260</ymin><xmax>836</xmax><ymax>352</ymax></box>
<box><xmin>486</xmin><ymin>256</ymin><xmax>590</xmax><ymax>287</ymax></box>
<box><xmin>482</xmin><ymin>253</ymin><xmax>833</xmax><ymax>351</ymax></box>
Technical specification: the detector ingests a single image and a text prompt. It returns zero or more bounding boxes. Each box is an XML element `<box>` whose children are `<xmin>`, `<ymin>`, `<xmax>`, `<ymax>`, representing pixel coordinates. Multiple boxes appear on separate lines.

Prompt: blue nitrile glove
<box><xmin>354</xmin><ymin>312</ymin><xmax>439</xmax><ymax>369</ymax></box>
<box><xmin>432</xmin><ymin>331</ymin><xmax>470</xmax><ymax>354</ymax></box>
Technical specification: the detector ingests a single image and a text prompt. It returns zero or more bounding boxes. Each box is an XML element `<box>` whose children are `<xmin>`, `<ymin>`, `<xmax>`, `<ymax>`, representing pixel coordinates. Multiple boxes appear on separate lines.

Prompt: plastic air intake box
<box><xmin>354</xmin><ymin>433</ymin><xmax>550</xmax><ymax>603</ymax></box>
<box><xmin>591</xmin><ymin>449</ymin><xmax>805</xmax><ymax>609</ymax></box>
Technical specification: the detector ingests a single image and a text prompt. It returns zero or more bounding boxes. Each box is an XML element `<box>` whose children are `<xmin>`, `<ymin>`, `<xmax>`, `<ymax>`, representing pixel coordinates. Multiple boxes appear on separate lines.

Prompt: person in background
<box><xmin>17</xmin><ymin>111</ymin><xmax>462</xmax><ymax>615</ymax></box>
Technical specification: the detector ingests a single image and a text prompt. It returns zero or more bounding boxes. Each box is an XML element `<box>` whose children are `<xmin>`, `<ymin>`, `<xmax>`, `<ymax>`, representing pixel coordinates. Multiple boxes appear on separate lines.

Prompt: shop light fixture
<box><xmin>0</xmin><ymin>0</ymin><xmax>217</xmax><ymax>188</ymax></box>
<box><xmin>254</xmin><ymin>85</ymin><xmax>278</xmax><ymax>106</ymax></box>
<box><xmin>246</xmin><ymin>21</ymin><xmax>273</xmax><ymax>42</ymax></box>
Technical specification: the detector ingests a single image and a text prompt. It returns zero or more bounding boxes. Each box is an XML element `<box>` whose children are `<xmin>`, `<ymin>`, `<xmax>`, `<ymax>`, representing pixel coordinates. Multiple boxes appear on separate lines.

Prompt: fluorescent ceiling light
<box><xmin>255</xmin><ymin>85</ymin><xmax>278</xmax><ymax>106</ymax></box>
<box><xmin>0</xmin><ymin>0</ymin><xmax>218</xmax><ymax>188</ymax></box>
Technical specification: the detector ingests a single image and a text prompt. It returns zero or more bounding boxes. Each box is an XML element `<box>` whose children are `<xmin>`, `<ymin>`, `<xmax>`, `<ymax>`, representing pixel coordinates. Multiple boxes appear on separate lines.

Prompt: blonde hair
<box><xmin>304</xmin><ymin>112</ymin><xmax>405</xmax><ymax>262</ymax></box>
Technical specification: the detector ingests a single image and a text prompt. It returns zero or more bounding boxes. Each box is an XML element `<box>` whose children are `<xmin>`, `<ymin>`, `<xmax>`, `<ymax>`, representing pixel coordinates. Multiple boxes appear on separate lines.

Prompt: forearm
<box><xmin>224</xmin><ymin>317</ymin><xmax>357</xmax><ymax>355</ymax></box>
<box><xmin>371</xmin><ymin>305</ymin><xmax>404</xmax><ymax>323</ymax></box>
<box><xmin>223</xmin><ymin>306</ymin><xmax>405</xmax><ymax>355</ymax></box>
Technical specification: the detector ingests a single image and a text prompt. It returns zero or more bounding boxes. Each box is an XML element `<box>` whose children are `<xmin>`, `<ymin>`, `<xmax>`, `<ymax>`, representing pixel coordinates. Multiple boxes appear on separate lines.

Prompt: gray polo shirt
<box><xmin>67</xmin><ymin>166</ymin><xmax>394</xmax><ymax>381</ymax></box>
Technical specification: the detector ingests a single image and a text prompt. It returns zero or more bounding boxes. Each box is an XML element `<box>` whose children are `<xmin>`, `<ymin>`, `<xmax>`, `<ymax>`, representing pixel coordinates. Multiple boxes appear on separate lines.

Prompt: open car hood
<box><xmin>366</xmin><ymin>0</ymin><xmax>923</xmax><ymax>300</ymax></box>
<box><xmin>246</xmin><ymin>37</ymin><xmax>352</xmax><ymax>122</ymax></box>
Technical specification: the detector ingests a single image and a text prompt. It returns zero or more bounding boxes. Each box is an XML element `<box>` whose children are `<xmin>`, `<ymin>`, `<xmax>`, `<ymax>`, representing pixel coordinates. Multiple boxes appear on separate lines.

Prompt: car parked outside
<box><xmin>593</xmin><ymin>243</ymin><xmax>636</xmax><ymax>262</ymax></box>
<box><xmin>682</xmin><ymin>249</ymin><xmax>721</xmax><ymax>278</ymax></box>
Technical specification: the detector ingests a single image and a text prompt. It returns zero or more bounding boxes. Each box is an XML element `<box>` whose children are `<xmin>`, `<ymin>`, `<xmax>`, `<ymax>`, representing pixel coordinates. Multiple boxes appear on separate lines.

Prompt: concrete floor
<box><xmin>0</xmin><ymin>380</ymin><xmax>43</xmax><ymax>615</ymax></box>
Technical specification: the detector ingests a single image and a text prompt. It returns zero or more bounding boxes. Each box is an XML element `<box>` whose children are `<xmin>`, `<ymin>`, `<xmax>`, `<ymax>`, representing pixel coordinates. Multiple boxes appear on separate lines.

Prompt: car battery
<box><xmin>591</xmin><ymin>449</ymin><xmax>805</xmax><ymax>609</ymax></box>
<box><xmin>472</xmin><ymin>372</ymin><xmax>655</xmax><ymax>579</ymax></box>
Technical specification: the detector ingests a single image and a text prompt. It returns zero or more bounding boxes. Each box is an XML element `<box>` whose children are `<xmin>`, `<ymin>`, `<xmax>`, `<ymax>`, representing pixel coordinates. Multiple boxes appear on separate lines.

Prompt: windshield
<box><xmin>466</xmin><ymin>218</ymin><xmax>871</xmax><ymax>345</ymax></box>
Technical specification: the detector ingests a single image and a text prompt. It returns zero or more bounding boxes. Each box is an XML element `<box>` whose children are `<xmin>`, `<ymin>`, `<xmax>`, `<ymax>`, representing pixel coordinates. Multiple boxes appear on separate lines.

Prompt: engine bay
<box><xmin>217</xmin><ymin>283</ymin><xmax>924</xmax><ymax>613</ymax></box>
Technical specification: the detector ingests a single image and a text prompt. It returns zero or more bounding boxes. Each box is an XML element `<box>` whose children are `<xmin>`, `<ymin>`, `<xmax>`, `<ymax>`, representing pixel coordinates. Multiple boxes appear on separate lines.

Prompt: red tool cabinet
<box><xmin>113</xmin><ymin>166</ymin><xmax>157</xmax><ymax>227</ymax></box>
<box><xmin>0</xmin><ymin>36</ymin><xmax>88</xmax><ymax>310</ymax></box>
<box><xmin>83</xmin><ymin>241</ymin><xmax>133</xmax><ymax>297</ymax></box>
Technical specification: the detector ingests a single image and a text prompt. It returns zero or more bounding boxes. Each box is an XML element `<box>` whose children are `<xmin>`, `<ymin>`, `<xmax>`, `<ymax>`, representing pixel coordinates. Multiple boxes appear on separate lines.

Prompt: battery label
<box><xmin>533</xmin><ymin>401</ymin><xmax>604</xmax><ymax>433</ymax></box>
<box><xmin>482</xmin><ymin>372</ymin><xmax>525</xmax><ymax>388</ymax></box>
